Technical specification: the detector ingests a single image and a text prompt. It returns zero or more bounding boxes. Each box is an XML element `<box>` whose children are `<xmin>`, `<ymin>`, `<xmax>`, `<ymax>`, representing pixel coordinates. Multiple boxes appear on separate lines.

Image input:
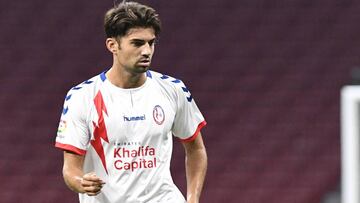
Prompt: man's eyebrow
<box><xmin>130</xmin><ymin>39</ymin><xmax>145</xmax><ymax>42</ymax></box>
<box><xmin>130</xmin><ymin>38</ymin><xmax>156</xmax><ymax>42</ymax></box>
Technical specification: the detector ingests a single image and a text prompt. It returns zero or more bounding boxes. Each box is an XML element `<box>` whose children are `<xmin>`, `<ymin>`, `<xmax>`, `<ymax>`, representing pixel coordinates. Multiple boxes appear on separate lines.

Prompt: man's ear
<box><xmin>106</xmin><ymin>38</ymin><xmax>119</xmax><ymax>54</ymax></box>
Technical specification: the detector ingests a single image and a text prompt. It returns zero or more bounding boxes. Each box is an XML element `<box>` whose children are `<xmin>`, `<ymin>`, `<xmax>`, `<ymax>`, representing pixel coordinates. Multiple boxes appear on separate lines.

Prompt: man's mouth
<box><xmin>138</xmin><ymin>59</ymin><xmax>151</xmax><ymax>66</ymax></box>
<box><xmin>139</xmin><ymin>59</ymin><xmax>150</xmax><ymax>62</ymax></box>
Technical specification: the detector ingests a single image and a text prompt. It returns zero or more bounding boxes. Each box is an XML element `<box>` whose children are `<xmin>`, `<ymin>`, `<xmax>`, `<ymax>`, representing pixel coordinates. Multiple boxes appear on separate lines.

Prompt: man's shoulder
<box><xmin>147</xmin><ymin>70</ymin><xmax>185</xmax><ymax>90</ymax></box>
<box><xmin>147</xmin><ymin>70</ymin><xmax>193</xmax><ymax>103</ymax></box>
<box><xmin>65</xmin><ymin>72</ymin><xmax>105</xmax><ymax>101</ymax></box>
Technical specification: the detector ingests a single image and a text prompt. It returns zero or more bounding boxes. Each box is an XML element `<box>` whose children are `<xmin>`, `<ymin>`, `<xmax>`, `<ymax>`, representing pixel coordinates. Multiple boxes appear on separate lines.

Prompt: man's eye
<box><xmin>149</xmin><ymin>40</ymin><xmax>156</xmax><ymax>46</ymax></box>
<box><xmin>132</xmin><ymin>42</ymin><xmax>144</xmax><ymax>47</ymax></box>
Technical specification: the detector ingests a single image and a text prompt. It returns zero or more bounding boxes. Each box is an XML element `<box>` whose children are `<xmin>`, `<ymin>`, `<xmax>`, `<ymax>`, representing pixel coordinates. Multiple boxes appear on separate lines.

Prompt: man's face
<box><xmin>115</xmin><ymin>27</ymin><xmax>156</xmax><ymax>74</ymax></box>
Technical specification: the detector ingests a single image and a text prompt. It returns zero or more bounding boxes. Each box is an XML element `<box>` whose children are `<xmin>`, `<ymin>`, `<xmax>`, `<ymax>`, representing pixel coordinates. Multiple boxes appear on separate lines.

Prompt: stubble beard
<box><xmin>133</xmin><ymin>65</ymin><xmax>149</xmax><ymax>73</ymax></box>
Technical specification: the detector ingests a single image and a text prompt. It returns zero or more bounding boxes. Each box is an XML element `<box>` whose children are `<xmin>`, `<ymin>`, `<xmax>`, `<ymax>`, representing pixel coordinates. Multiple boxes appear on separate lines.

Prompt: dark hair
<box><xmin>104</xmin><ymin>1</ymin><xmax>161</xmax><ymax>38</ymax></box>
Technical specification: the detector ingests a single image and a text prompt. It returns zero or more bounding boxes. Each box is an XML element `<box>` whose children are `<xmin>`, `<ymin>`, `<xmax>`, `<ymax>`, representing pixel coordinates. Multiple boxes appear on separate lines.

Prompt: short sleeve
<box><xmin>172</xmin><ymin>82</ymin><xmax>206</xmax><ymax>142</ymax></box>
<box><xmin>55</xmin><ymin>90</ymin><xmax>90</xmax><ymax>155</ymax></box>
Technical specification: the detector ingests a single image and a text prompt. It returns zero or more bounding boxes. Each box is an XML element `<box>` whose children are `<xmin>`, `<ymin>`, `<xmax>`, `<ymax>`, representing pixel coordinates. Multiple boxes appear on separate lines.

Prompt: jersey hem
<box><xmin>55</xmin><ymin>142</ymin><xmax>87</xmax><ymax>155</ymax></box>
<box><xmin>180</xmin><ymin>120</ymin><xmax>207</xmax><ymax>143</ymax></box>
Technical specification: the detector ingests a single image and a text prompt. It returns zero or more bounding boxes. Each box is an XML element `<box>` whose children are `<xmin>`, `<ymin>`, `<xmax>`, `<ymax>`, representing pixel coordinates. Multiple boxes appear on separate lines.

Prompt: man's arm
<box><xmin>182</xmin><ymin>132</ymin><xmax>207</xmax><ymax>203</ymax></box>
<box><xmin>62</xmin><ymin>151</ymin><xmax>105</xmax><ymax>196</ymax></box>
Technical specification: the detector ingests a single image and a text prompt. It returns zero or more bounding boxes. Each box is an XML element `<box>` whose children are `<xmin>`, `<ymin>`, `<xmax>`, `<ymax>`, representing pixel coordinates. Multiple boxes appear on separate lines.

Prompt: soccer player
<box><xmin>54</xmin><ymin>1</ymin><xmax>207</xmax><ymax>203</ymax></box>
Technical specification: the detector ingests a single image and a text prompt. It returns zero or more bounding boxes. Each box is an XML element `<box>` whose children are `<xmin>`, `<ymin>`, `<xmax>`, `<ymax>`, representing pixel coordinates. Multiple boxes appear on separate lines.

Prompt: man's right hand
<box><xmin>80</xmin><ymin>172</ymin><xmax>106</xmax><ymax>196</ymax></box>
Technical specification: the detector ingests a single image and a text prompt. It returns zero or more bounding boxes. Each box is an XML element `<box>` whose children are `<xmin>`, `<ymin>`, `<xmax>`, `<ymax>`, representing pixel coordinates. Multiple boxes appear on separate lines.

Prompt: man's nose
<box><xmin>141</xmin><ymin>43</ymin><xmax>152</xmax><ymax>56</ymax></box>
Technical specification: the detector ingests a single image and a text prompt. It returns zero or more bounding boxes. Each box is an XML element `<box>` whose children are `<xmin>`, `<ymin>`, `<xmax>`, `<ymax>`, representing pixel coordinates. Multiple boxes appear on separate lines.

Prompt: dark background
<box><xmin>0</xmin><ymin>0</ymin><xmax>356</xmax><ymax>202</ymax></box>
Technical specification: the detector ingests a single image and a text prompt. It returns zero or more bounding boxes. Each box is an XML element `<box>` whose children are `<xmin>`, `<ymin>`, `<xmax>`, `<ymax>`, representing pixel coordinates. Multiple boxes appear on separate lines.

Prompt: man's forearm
<box><xmin>185</xmin><ymin>146</ymin><xmax>208</xmax><ymax>202</ymax></box>
<box><xmin>62</xmin><ymin>151</ymin><xmax>87</xmax><ymax>194</ymax></box>
<box><xmin>63</xmin><ymin>166</ymin><xmax>86</xmax><ymax>194</ymax></box>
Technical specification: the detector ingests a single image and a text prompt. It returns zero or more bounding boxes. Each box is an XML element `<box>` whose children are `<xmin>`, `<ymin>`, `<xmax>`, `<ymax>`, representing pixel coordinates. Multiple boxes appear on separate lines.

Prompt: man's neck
<box><xmin>105</xmin><ymin>67</ymin><xmax>147</xmax><ymax>89</ymax></box>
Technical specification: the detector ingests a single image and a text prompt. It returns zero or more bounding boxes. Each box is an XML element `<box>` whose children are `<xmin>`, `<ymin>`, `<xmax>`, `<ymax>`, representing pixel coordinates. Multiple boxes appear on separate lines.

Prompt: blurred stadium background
<box><xmin>1</xmin><ymin>0</ymin><xmax>359</xmax><ymax>202</ymax></box>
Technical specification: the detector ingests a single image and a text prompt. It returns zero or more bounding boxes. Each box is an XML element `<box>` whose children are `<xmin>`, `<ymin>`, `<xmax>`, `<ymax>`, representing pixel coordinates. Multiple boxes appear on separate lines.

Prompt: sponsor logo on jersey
<box><xmin>153</xmin><ymin>105</ymin><xmax>165</xmax><ymax>125</ymax></box>
<box><xmin>113</xmin><ymin>145</ymin><xmax>157</xmax><ymax>171</ymax></box>
<box><xmin>123</xmin><ymin>114</ymin><xmax>146</xmax><ymax>122</ymax></box>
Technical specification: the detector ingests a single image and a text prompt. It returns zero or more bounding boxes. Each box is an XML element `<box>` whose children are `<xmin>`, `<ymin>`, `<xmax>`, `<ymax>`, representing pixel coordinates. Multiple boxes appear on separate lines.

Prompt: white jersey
<box><xmin>55</xmin><ymin>70</ymin><xmax>206</xmax><ymax>203</ymax></box>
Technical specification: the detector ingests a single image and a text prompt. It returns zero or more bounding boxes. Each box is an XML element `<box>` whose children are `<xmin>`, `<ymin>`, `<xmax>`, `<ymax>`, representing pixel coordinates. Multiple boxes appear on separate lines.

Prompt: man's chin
<box><xmin>134</xmin><ymin>66</ymin><xmax>149</xmax><ymax>73</ymax></box>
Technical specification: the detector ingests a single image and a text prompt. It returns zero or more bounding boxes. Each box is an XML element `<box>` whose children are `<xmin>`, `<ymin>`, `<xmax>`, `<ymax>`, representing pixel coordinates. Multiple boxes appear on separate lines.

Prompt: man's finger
<box><xmin>82</xmin><ymin>173</ymin><xmax>105</xmax><ymax>184</ymax></box>
<box><xmin>86</xmin><ymin>190</ymin><xmax>101</xmax><ymax>196</ymax></box>
<box><xmin>84</xmin><ymin>185</ymin><xmax>102</xmax><ymax>192</ymax></box>
<box><xmin>81</xmin><ymin>179</ymin><xmax>104</xmax><ymax>187</ymax></box>
<box><xmin>84</xmin><ymin>185</ymin><xmax>103</xmax><ymax>195</ymax></box>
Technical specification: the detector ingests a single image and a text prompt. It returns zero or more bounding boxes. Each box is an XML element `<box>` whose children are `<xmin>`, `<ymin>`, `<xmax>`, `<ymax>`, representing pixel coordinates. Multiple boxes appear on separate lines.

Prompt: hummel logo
<box><xmin>124</xmin><ymin>115</ymin><xmax>146</xmax><ymax>122</ymax></box>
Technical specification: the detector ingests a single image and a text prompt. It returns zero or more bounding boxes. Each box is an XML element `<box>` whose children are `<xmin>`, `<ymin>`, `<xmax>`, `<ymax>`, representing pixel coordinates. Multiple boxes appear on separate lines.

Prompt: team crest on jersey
<box><xmin>153</xmin><ymin>105</ymin><xmax>165</xmax><ymax>125</ymax></box>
